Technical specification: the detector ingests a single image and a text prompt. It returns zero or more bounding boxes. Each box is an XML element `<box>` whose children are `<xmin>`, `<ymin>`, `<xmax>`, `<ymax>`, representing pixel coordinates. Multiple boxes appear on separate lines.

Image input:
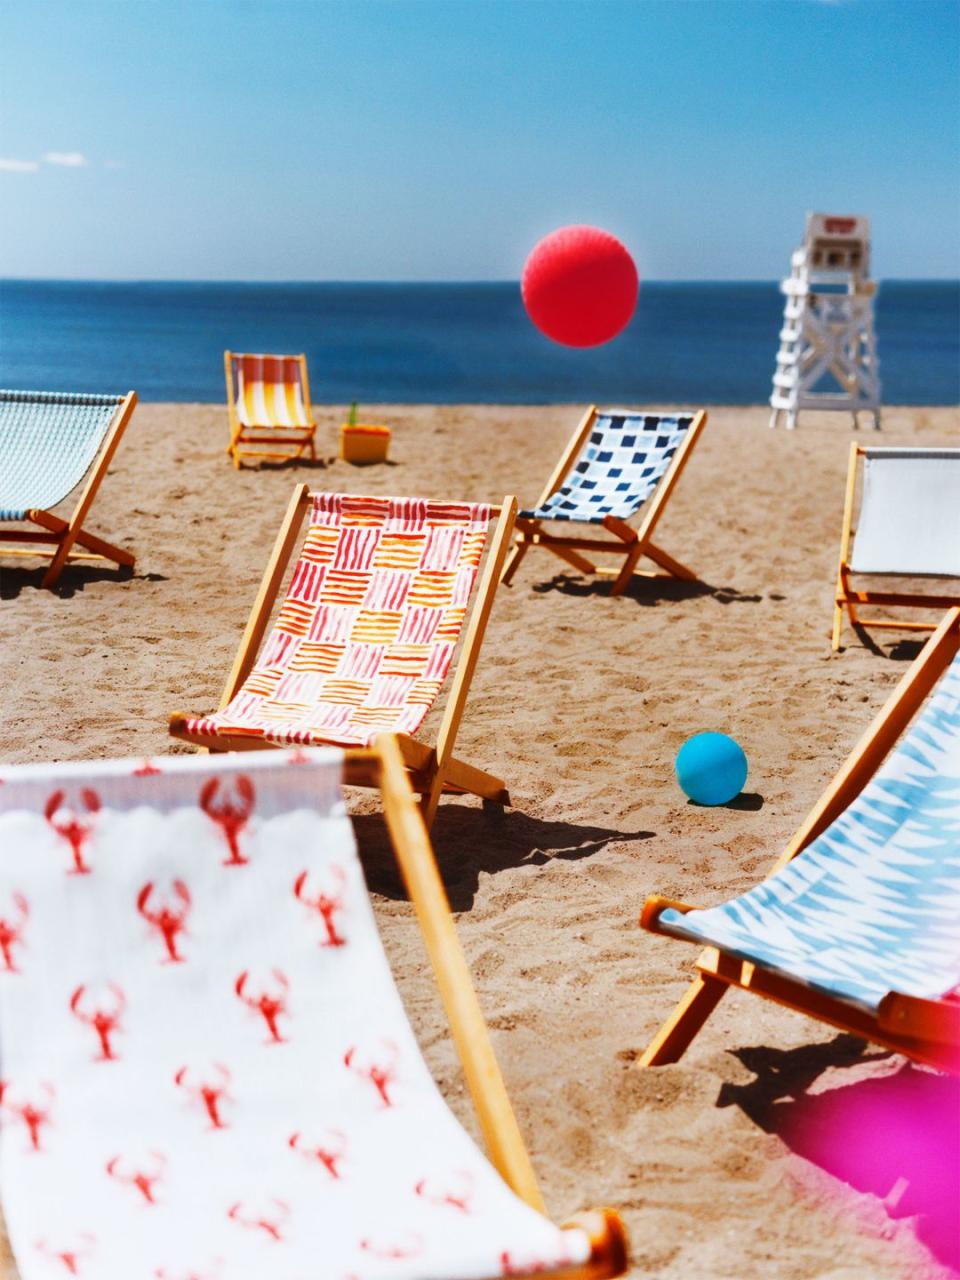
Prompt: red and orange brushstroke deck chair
<box><xmin>224</xmin><ymin>351</ymin><xmax>317</xmax><ymax>468</ymax></box>
<box><xmin>170</xmin><ymin>487</ymin><xmax>517</xmax><ymax>827</ymax></box>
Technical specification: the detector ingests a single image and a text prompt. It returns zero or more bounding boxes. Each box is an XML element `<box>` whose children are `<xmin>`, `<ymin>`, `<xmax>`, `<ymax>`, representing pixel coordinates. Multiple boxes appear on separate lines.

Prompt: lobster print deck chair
<box><xmin>639</xmin><ymin>606</ymin><xmax>960</xmax><ymax>1073</ymax></box>
<box><xmin>0</xmin><ymin>389</ymin><xmax>137</xmax><ymax>589</ymax></box>
<box><xmin>169</xmin><ymin>487</ymin><xmax>518</xmax><ymax>826</ymax></box>
<box><xmin>500</xmin><ymin>406</ymin><xmax>707</xmax><ymax>596</ymax></box>
<box><xmin>224</xmin><ymin>351</ymin><xmax>317</xmax><ymax>467</ymax></box>
<box><xmin>0</xmin><ymin>740</ymin><xmax>628</xmax><ymax>1279</ymax></box>
<box><xmin>832</xmin><ymin>443</ymin><xmax>960</xmax><ymax>650</ymax></box>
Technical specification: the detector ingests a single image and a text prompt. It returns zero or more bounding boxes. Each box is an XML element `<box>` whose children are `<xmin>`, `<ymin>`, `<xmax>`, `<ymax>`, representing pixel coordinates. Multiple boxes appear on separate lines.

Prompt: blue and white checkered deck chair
<box><xmin>0</xmin><ymin>389</ymin><xmax>137</xmax><ymax>589</ymax></box>
<box><xmin>639</xmin><ymin>606</ymin><xmax>960</xmax><ymax>1074</ymax></box>
<box><xmin>500</xmin><ymin>406</ymin><xmax>707</xmax><ymax>596</ymax></box>
<box><xmin>832</xmin><ymin>443</ymin><xmax>960</xmax><ymax>650</ymax></box>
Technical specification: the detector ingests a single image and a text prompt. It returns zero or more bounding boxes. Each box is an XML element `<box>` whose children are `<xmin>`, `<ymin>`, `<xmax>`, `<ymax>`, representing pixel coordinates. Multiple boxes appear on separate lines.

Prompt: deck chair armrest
<box><xmin>561</xmin><ymin>1208</ymin><xmax>629</xmax><ymax>1279</ymax></box>
<box><xmin>639</xmin><ymin>895</ymin><xmax>699</xmax><ymax>934</ymax></box>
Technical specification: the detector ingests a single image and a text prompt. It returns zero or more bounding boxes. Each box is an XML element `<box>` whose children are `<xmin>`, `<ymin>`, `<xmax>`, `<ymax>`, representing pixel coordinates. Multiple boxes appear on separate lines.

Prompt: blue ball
<box><xmin>675</xmin><ymin>732</ymin><xmax>748</xmax><ymax>806</ymax></box>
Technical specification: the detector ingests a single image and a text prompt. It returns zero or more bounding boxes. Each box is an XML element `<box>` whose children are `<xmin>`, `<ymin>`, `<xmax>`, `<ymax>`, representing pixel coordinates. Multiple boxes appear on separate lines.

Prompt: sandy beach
<box><xmin>1</xmin><ymin>402</ymin><xmax>958</xmax><ymax>1280</ymax></box>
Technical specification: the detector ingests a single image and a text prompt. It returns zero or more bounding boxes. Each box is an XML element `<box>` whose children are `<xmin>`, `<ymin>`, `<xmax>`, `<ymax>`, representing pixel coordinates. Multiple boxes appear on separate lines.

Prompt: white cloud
<box><xmin>0</xmin><ymin>157</ymin><xmax>40</xmax><ymax>173</ymax></box>
<box><xmin>43</xmin><ymin>151</ymin><xmax>87</xmax><ymax>168</ymax></box>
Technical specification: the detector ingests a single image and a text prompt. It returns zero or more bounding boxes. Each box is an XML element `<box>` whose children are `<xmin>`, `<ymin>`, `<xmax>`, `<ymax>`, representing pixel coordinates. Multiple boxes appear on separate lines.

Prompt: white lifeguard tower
<box><xmin>770</xmin><ymin>213</ymin><xmax>881</xmax><ymax>430</ymax></box>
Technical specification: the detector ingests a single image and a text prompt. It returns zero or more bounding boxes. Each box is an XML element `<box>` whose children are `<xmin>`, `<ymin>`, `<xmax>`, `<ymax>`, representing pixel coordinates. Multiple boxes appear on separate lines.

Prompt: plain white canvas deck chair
<box><xmin>832</xmin><ymin>444</ymin><xmax>960</xmax><ymax>650</ymax></box>
<box><xmin>639</xmin><ymin>606</ymin><xmax>960</xmax><ymax>1074</ymax></box>
<box><xmin>0</xmin><ymin>739</ymin><xmax>627</xmax><ymax>1279</ymax></box>
<box><xmin>0</xmin><ymin>389</ymin><xmax>137</xmax><ymax>589</ymax></box>
<box><xmin>500</xmin><ymin>407</ymin><xmax>707</xmax><ymax>595</ymax></box>
<box><xmin>225</xmin><ymin>351</ymin><xmax>317</xmax><ymax>468</ymax></box>
<box><xmin>170</xmin><ymin>486</ymin><xmax>518</xmax><ymax>827</ymax></box>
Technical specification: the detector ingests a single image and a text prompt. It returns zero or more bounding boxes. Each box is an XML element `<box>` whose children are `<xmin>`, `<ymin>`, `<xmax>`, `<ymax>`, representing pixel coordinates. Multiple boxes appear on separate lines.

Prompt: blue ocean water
<box><xmin>0</xmin><ymin>279</ymin><xmax>956</xmax><ymax>404</ymax></box>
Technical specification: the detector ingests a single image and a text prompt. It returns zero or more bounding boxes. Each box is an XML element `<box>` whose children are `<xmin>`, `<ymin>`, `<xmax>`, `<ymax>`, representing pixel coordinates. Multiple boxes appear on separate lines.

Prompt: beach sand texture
<box><xmin>1</xmin><ymin>403</ymin><xmax>958</xmax><ymax>1280</ymax></box>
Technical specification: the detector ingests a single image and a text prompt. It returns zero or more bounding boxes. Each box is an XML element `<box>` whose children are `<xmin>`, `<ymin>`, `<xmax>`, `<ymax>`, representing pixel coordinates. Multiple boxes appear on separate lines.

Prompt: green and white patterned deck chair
<box><xmin>0</xmin><ymin>389</ymin><xmax>137</xmax><ymax>589</ymax></box>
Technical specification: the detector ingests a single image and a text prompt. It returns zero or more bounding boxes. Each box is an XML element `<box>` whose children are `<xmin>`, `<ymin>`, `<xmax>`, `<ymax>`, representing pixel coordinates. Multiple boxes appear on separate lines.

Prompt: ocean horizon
<box><xmin>0</xmin><ymin>278</ymin><xmax>957</xmax><ymax>406</ymax></box>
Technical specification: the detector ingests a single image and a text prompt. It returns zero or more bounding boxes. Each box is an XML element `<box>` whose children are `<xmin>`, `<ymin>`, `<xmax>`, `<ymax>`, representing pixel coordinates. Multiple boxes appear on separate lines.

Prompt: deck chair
<box><xmin>639</xmin><ymin>606</ymin><xmax>960</xmax><ymax>1073</ymax></box>
<box><xmin>0</xmin><ymin>389</ymin><xmax>137</xmax><ymax>589</ymax></box>
<box><xmin>0</xmin><ymin>738</ymin><xmax>627</xmax><ymax>1279</ymax></box>
<box><xmin>832</xmin><ymin>443</ymin><xmax>960</xmax><ymax>650</ymax></box>
<box><xmin>170</xmin><ymin>487</ymin><xmax>518</xmax><ymax>827</ymax></box>
<box><xmin>224</xmin><ymin>351</ymin><xmax>317</xmax><ymax>468</ymax></box>
<box><xmin>500</xmin><ymin>406</ymin><xmax>707</xmax><ymax>595</ymax></box>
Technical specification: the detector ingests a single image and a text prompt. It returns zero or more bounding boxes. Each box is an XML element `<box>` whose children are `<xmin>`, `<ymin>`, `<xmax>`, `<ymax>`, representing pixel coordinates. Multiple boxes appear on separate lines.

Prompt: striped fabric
<box><xmin>0</xmin><ymin>750</ymin><xmax>591</xmax><ymax>1278</ymax></box>
<box><xmin>232</xmin><ymin>354</ymin><xmax>311</xmax><ymax>429</ymax></box>
<box><xmin>187</xmin><ymin>493</ymin><xmax>491</xmax><ymax>748</ymax></box>
<box><xmin>0</xmin><ymin>390</ymin><xmax>124</xmax><ymax>522</ymax></box>
<box><xmin>521</xmin><ymin>412</ymin><xmax>694</xmax><ymax>524</ymax></box>
<box><xmin>660</xmin><ymin>652</ymin><xmax>960</xmax><ymax>1013</ymax></box>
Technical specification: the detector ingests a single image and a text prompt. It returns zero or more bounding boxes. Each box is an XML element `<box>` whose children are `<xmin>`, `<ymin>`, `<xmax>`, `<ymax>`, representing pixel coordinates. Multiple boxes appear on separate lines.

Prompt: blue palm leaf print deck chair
<box><xmin>500</xmin><ymin>406</ymin><xmax>707</xmax><ymax>596</ymax></box>
<box><xmin>0</xmin><ymin>389</ymin><xmax>137</xmax><ymax>589</ymax></box>
<box><xmin>640</xmin><ymin>606</ymin><xmax>960</xmax><ymax>1073</ymax></box>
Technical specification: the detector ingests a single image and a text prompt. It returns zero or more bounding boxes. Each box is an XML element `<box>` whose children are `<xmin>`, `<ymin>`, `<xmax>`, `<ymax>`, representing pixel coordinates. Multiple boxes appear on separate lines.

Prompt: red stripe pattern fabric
<box><xmin>187</xmin><ymin>494</ymin><xmax>491</xmax><ymax>748</ymax></box>
<box><xmin>233</xmin><ymin>354</ymin><xmax>311</xmax><ymax>429</ymax></box>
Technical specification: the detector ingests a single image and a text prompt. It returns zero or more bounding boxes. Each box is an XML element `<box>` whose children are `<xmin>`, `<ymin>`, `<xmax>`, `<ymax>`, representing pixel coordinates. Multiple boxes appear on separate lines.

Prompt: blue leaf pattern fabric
<box><xmin>660</xmin><ymin>653</ymin><xmax>960</xmax><ymax>1013</ymax></box>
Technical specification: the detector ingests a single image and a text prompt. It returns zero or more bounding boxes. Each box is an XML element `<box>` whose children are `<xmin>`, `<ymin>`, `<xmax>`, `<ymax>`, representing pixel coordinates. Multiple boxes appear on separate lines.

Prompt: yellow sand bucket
<box><xmin>339</xmin><ymin>423</ymin><xmax>391</xmax><ymax>465</ymax></box>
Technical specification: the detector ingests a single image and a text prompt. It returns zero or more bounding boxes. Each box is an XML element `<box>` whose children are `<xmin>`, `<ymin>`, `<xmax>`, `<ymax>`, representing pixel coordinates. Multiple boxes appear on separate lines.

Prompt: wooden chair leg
<box><xmin>500</xmin><ymin>538</ymin><xmax>529</xmax><ymax>587</ymax></box>
<box><xmin>543</xmin><ymin>541</ymin><xmax>598</xmax><ymax>575</ymax></box>
<box><xmin>638</xmin><ymin>971</ymin><xmax>728</xmax><ymax>1066</ymax></box>
<box><xmin>831</xmin><ymin>601</ymin><xmax>845</xmax><ymax>651</ymax></box>
<box><xmin>642</xmin><ymin>539</ymin><xmax>696</xmax><ymax>581</ymax></box>
<box><xmin>609</xmin><ymin>547</ymin><xmax>642</xmax><ymax>596</ymax></box>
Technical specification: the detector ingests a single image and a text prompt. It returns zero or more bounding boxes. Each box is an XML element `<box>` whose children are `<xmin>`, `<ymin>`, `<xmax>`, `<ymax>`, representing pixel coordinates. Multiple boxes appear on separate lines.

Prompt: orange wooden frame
<box><xmin>363</xmin><ymin>734</ymin><xmax>627</xmax><ymax>1277</ymax></box>
<box><xmin>832</xmin><ymin>442</ymin><xmax>960</xmax><ymax>650</ymax></box>
<box><xmin>501</xmin><ymin>407</ymin><xmax>708</xmax><ymax>595</ymax></box>
<box><xmin>170</xmin><ymin>485</ymin><xmax>519</xmax><ymax>828</ymax></box>
<box><xmin>0</xmin><ymin>390</ymin><xmax>138</xmax><ymax>589</ymax></box>
<box><xmin>638</xmin><ymin>607</ymin><xmax>960</xmax><ymax>1072</ymax></box>
<box><xmin>224</xmin><ymin>350</ymin><xmax>318</xmax><ymax>469</ymax></box>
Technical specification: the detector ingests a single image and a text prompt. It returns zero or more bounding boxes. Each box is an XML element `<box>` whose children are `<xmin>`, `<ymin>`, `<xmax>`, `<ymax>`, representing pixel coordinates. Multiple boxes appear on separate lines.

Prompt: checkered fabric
<box><xmin>0</xmin><ymin>750</ymin><xmax>592</xmax><ymax>1279</ymax></box>
<box><xmin>521</xmin><ymin>412</ymin><xmax>694</xmax><ymax>524</ymax></box>
<box><xmin>0</xmin><ymin>390</ymin><xmax>125</xmax><ymax>522</ymax></box>
<box><xmin>660</xmin><ymin>650</ymin><xmax>960</xmax><ymax>1013</ymax></box>
<box><xmin>230</xmin><ymin>354</ymin><xmax>312</xmax><ymax>429</ymax></box>
<box><xmin>186</xmin><ymin>493</ymin><xmax>491</xmax><ymax>748</ymax></box>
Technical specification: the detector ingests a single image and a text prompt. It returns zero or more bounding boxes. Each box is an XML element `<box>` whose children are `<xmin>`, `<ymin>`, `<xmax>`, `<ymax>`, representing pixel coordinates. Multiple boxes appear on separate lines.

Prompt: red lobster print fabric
<box><xmin>0</xmin><ymin>751</ymin><xmax>590</xmax><ymax>1279</ymax></box>
<box><xmin>185</xmin><ymin>493</ymin><xmax>491</xmax><ymax>748</ymax></box>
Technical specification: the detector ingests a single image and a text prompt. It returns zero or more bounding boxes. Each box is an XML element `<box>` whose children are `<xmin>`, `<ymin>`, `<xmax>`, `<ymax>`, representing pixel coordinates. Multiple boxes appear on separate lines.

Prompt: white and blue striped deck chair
<box><xmin>640</xmin><ymin>607</ymin><xmax>960</xmax><ymax>1074</ymax></box>
<box><xmin>832</xmin><ymin>443</ymin><xmax>960</xmax><ymax>650</ymax></box>
<box><xmin>500</xmin><ymin>406</ymin><xmax>707</xmax><ymax>595</ymax></box>
<box><xmin>0</xmin><ymin>389</ymin><xmax>137</xmax><ymax>589</ymax></box>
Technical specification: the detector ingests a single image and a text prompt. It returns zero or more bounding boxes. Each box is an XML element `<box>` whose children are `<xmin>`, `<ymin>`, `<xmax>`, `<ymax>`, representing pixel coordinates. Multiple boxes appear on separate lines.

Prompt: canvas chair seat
<box><xmin>0</xmin><ymin>745</ymin><xmax>626</xmax><ymax>1279</ymax></box>
<box><xmin>832</xmin><ymin>445</ymin><xmax>960</xmax><ymax>649</ymax></box>
<box><xmin>520</xmin><ymin>412</ymin><xmax>695</xmax><ymax>524</ymax></box>
<box><xmin>501</xmin><ymin>406</ymin><xmax>706</xmax><ymax>596</ymax></box>
<box><xmin>0</xmin><ymin>389</ymin><xmax>137</xmax><ymax>588</ymax></box>
<box><xmin>171</xmin><ymin>487</ymin><xmax>518</xmax><ymax>827</ymax></box>
<box><xmin>640</xmin><ymin>607</ymin><xmax>960</xmax><ymax>1073</ymax></box>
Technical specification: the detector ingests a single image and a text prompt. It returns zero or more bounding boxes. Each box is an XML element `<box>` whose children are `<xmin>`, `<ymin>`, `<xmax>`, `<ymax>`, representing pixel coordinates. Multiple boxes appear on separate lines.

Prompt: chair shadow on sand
<box><xmin>844</xmin><ymin>621</ymin><xmax>930</xmax><ymax>662</ymax></box>
<box><xmin>0</xmin><ymin>563</ymin><xmax>168</xmax><ymax>600</ymax></box>
<box><xmin>717</xmin><ymin>1034</ymin><xmax>960</xmax><ymax>1270</ymax></box>
<box><xmin>353</xmin><ymin>805</ymin><xmax>653</xmax><ymax>911</ymax></box>
<box><xmin>530</xmin><ymin>572</ymin><xmax>762</xmax><ymax>607</ymax></box>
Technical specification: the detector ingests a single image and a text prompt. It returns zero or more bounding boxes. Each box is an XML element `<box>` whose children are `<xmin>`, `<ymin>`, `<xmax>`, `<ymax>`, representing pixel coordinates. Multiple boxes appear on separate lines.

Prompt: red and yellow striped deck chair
<box><xmin>224</xmin><ymin>351</ymin><xmax>317</xmax><ymax>468</ymax></box>
<box><xmin>170</xmin><ymin>487</ymin><xmax>518</xmax><ymax>826</ymax></box>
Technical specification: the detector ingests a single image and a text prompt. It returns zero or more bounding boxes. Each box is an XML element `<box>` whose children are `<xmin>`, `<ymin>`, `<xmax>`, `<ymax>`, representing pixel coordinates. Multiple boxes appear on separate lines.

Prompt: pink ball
<box><xmin>522</xmin><ymin>225</ymin><xmax>639</xmax><ymax>347</ymax></box>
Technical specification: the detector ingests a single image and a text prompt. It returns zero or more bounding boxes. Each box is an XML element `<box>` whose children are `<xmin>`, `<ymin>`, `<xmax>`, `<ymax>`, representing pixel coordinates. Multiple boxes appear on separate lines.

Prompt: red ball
<box><xmin>522</xmin><ymin>225</ymin><xmax>639</xmax><ymax>347</ymax></box>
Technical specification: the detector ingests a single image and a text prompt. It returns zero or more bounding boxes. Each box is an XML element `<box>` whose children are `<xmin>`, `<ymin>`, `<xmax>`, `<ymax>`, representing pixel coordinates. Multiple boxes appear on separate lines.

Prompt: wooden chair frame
<box><xmin>224</xmin><ymin>350</ymin><xmax>318</xmax><ymax>468</ymax></box>
<box><xmin>639</xmin><ymin>607</ymin><xmax>960</xmax><ymax>1073</ymax></box>
<box><xmin>170</xmin><ymin>485</ymin><xmax>519</xmax><ymax>828</ymax></box>
<box><xmin>349</xmin><ymin>734</ymin><xmax>627</xmax><ymax>1278</ymax></box>
<box><xmin>501</xmin><ymin>407</ymin><xmax>707</xmax><ymax>596</ymax></box>
<box><xmin>832</xmin><ymin>442</ymin><xmax>960</xmax><ymax>650</ymax></box>
<box><xmin>0</xmin><ymin>390</ymin><xmax>137</xmax><ymax>589</ymax></box>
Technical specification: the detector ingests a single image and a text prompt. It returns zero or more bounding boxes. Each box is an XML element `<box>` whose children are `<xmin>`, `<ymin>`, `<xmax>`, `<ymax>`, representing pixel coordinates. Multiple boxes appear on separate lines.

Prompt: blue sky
<box><xmin>1</xmin><ymin>0</ymin><xmax>957</xmax><ymax>280</ymax></box>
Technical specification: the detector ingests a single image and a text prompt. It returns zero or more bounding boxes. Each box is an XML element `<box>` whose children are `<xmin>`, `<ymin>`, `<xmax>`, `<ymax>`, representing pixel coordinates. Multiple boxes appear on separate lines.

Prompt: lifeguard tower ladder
<box><xmin>770</xmin><ymin>213</ymin><xmax>881</xmax><ymax>430</ymax></box>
